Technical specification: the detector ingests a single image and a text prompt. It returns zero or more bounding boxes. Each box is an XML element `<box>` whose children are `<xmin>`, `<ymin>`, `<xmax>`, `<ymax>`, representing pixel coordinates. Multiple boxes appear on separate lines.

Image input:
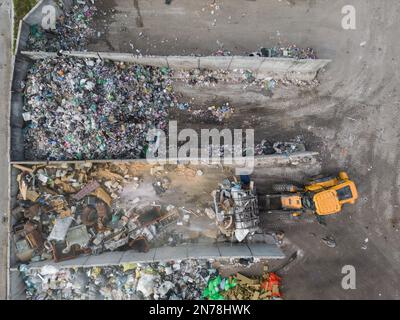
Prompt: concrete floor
<box><xmin>0</xmin><ymin>0</ymin><xmax>11</xmax><ymax>300</ymax></box>
<box><xmin>85</xmin><ymin>0</ymin><xmax>400</xmax><ymax>299</ymax></box>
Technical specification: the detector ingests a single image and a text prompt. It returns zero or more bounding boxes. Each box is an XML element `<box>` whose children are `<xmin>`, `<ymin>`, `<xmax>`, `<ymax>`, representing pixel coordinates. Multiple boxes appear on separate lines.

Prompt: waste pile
<box><xmin>21</xmin><ymin>54</ymin><xmax>309</xmax><ymax>161</ymax></box>
<box><xmin>203</xmin><ymin>271</ymin><xmax>282</xmax><ymax>300</ymax></box>
<box><xmin>12</xmin><ymin>163</ymin><xmax>182</xmax><ymax>264</ymax></box>
<box><xmin>177</xmin><ymin>68</ymin><xmax>275</xmax><ymax>89</ymax></box>
<box><xmin>212</xmin><ymin>176</ymin><xmax>260</xmax><ymax>242</ymax></box>
<box><xmin>19</xmin><ymin>259</ymin><xmax>281</xmax><ymax>300</ymax></box>
<box><xmin>205</xmin><ymin>139</ymin><xmax>306</xmax><ymax>158</ymax></box>
<box><xmin>191</xmin><ymin>103</ymin><xmax>234</xmax><ymax>122</ymax></box>
<box><xmin>176</xmin><ymin>67</ymin><xmax>318</xmax><ymax>94</ymax></box>
<box><xmin>249</xmin><ymin>45</ymin><xmax>317</xmax><ymax>59</ymax></box>
<box><xmin>22</xmin><ymin>57</ymin><xmax>177</xmax><ymax>160</ymax></box>
<box><xmin>19</xmin><ymin>259</ymin><xmax>219</xmax><ymax>300</ymax></box>
<box><xmin>27</xmin><ymin>0</ymin><xmax>97</xmax><ymax>52</ymax></box>
<box><xmin>213</xmin><ymin>49</ymin><xmax>233</xmax><ymax>56</ymax></box>
<box><xmin>178</xmin><ymin>102</ymin><xmax>234</xmax><ymax>123</ymax></box>
<box><xmin>254</xmin><ymin>139</ymin><xmax>306</xmax><ymax>156</ymax></box>
<box><xmin>176</xmin><ymin>69</ymin><xmax>234</xmax><ymax>87</ymax></box>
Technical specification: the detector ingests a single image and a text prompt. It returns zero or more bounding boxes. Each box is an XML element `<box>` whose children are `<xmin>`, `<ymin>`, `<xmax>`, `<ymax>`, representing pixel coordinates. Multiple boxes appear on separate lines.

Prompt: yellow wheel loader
<box><xmin>265</xmin><ymin>172</ymin><xmax>358</xmax><ymax>216</ymax></box>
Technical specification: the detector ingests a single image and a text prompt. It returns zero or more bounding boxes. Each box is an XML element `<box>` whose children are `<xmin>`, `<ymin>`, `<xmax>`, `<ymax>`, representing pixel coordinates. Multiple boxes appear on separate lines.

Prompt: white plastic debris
<box><xmin>48</xmin><ymin>217</ymin><xmax>73</xmax><ymax>242</ymax></box>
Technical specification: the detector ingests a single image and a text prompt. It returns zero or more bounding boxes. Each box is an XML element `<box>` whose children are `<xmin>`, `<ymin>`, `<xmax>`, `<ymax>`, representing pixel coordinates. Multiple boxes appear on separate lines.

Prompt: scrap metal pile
<box><xmin>212</xmin><ymin>177</ymin><xmax>260</xmax><ymax>242</ymax></box>
<box><xmin>22</xmin><ymin>57</ymin><xmax>177</xmax><ymax>160</ymax></box>
<box><xmin>27</xmin><ymin>0</ymin><xmax>97</xmax><ymax>52</ymax></box>
<box><xmin>12</xmin><ymin>163</ymin><xmax>180</xmax><ymax>264</ymax></box>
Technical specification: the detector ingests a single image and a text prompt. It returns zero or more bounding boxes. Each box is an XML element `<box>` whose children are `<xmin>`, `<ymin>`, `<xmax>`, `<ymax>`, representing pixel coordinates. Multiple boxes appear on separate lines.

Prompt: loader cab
<box><xmin>313</xmin><ymin>180</ymin><xmax>358</xmax><ymax>215</ymax></box>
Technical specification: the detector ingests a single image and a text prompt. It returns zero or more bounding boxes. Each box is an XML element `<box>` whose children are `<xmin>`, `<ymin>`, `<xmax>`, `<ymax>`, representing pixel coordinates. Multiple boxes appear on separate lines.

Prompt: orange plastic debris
<box><xmin>261</xmin><ymin>272</ymin><xmax>282</xmax><ymax>297</ymax></box>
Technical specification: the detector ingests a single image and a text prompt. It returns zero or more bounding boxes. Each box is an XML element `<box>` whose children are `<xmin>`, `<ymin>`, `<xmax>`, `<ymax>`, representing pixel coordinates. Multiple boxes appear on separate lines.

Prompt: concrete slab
<box><xmin>54</xmin><ymin>255</ymin><xmax>91</xmax><ymax>267</ymax></box>
<box><xmin>22</xmin><ymin>0</ymin><xmax>61</xmax><ymax>26</ymax></box>
<box><xmin>10</xmin><ymin>93</ymin><xmax>23</xmax><ymax>128</ymax></box>
<box><xmin>217</xmin><ymin>243</ymin><xmax>252</xmax><ymax>258</ymax></box>
<box><xmin>130</xmin><ymin>55</ymin><xmax>169</xmax><ymax>68</ymax></box>
<box><xmin>288</xmin><ymin>59</ymin><xmax>331</xmax><ymax>73</ymax></box>
<box><xmin>26</xmin><ymin>254</ymin><xmax>91</xmax><ymax>269</ymax></box>
<box><xmin>120</xmin><ymin>248</ymin><xmax>157</xmax><ymax>263</ymax></box>
<box><xmin>228</xmin><ymin>56</ymin><xmax>264</xmax><ymax>73</ymax></box>
<box><xmin>166</xmin><ymin>56</ymin><xmax>199</xmax><ymax>70</ymax></box>
<box><xmin>257</xmin><ymin>58</ymin><xmax>292</xmax><ymax>78</ymax></box>
<box><xmin>247</xmin><ymin>243</ymin><xmax>285</xmax><ymax>259</ymax></box>
<box><xmin>199</xmin><ymin>56</ymin><xmax>232</xmax><ymax>70</ymax></box>
<box><xmin>11</xmin><ymin>55</ymin><xmax>31</xmax><ymax>93</ymax></box>
<box><xmin>186</xmin><ymin>244</ymin><xmax>220</xmax><ymax>259</ymax></box>
<box><xmin>24</xmin><ymin>259</ymin><xmax>54</xmax><ymax>269</ymax></box>
<box><xmin>84</xmin><ymin>251</ymin><xmax>123</xmax><ymax>266</ymax></box>
<box><xmin>9</xmin><ymin>270</ymin><xmax>25</xmax><ymax>300</ymax></box>
<box><xmin>154</xmin><ymin>245</ymin><xmax>188</xmax><ymax>261</ymax></box>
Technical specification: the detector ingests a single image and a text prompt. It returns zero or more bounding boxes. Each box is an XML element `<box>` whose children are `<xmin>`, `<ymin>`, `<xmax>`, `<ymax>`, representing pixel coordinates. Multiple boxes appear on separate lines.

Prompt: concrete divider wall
<box><xmin>9</xmin><ymin>271</ymin><xmax>26</xmax><ymax>300</ymax></box>
<box><xmin>14</xmin><ymin>242</ymin><xmax>284</xmax><ymax>271</ymax></box>
<box><xmin>10</xmin><ymin>54</ymin><xmax>33</xmax><ymax>162</ymax></box>
<box><xmin>22</xmin><ymin>50</ymin><xmax>331</xmax><ymax>80</ymax></box>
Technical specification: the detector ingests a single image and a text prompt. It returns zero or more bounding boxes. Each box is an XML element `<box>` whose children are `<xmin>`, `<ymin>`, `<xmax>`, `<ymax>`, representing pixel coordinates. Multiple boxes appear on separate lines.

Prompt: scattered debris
<box><xmin>321</xmin><ymin>236</ymin><xmax>337</xmax><ymax>248</ymax></box>
<box><xmin>361</xmin><ymin>238</ymin><xmax>368</xmax><ymax>250</ymax></box>
<box><xmin>184</xmin><ymin>103</ymin><xmax>235</xmax><ymax>123</ymax></box>
<box><xmin>249</xmin><ymin>45</ymin><xmax>317</xmax><ymax>59</ymax></box>
<box><xmin>27</xmin><ymin>0</ymin><xmax>97</xmax><ymax>51</ymax></box>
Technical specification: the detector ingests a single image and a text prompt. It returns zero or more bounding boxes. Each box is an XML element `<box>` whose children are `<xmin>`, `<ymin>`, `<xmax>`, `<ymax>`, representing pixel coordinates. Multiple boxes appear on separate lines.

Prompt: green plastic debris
<box><xmin>160</xmin><ymin>67</ymin><xmax>170</xmax><ymax>75</ymax></box>
<box><xmin>202</xmin><ymin>276</ymin><xmax>237</xmax><ymax>300</ymax></box>
<box><xmin>30</xmin><ymin>25</ymin><xmax>43</xmax><ymax>39</ymax></box>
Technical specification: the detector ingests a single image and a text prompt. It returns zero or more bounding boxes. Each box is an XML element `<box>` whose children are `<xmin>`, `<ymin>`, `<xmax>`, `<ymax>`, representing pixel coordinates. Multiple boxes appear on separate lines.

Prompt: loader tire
<box><xmin>272</xmin><ymin>183</ymin><xmax>298</xmax><ymax>192</ymax></box>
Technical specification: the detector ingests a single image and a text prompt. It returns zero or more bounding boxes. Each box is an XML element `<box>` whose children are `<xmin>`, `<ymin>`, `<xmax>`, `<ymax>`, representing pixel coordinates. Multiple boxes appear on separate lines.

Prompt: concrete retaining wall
<box><xmin>9</xmin><ymin>270</ymin><xmax>26</xmax><ymax>300</ymax></box>
<box><xmin>16</xmin><ymin>242</ymin><xmax>284</xmax><ymax>270</ymax></box>
<box><xmin>22</xmin><ymin>50</ymin><xmax>331</xmax><ymax>81</ymax></box>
